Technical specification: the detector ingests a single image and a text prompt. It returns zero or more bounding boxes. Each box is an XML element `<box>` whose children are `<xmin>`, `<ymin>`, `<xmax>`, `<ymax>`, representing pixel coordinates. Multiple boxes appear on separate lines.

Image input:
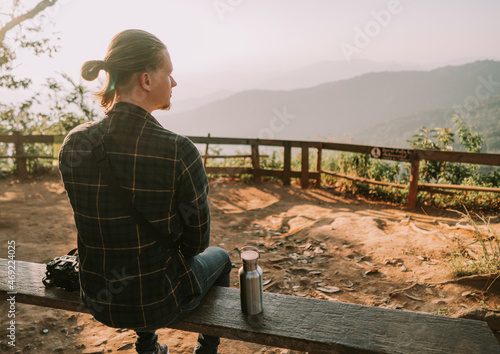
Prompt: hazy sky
<box><xmin>5</xmin><ymin>0</ymin><xmax>500</xmax><ymax>101</ymax></box>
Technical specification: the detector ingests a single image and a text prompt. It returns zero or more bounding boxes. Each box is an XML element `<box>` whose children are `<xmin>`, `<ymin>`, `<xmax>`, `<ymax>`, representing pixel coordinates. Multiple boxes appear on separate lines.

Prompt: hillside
<box><xmin>353</xmin><ymin>94</ymin><xmax>500</xmax><ymax>152</ymax></box>
<box><xmin>255</xmin><ymin>59</ymin><xmax>428</xmax><ymax>90</ymax></box>
<box><xmin>158</xmin><ymin>60</ymin><xmax>500</xmax><ymax>145</ymax></box>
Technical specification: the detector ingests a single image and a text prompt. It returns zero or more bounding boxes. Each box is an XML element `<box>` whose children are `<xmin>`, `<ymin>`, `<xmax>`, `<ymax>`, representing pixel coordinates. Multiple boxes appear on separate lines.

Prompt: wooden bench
<box><xmin>1</xmin><ymin>258</ymin><xmax>499</xmax><ymax>354</ymax></box>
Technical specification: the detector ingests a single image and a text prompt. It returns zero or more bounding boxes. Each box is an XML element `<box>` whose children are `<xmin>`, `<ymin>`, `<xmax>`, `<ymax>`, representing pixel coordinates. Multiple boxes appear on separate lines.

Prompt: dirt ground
<box><xmin>1</xmin><ymin>173</ymin><xmax>500</xmax><ymax>353</ymax></box>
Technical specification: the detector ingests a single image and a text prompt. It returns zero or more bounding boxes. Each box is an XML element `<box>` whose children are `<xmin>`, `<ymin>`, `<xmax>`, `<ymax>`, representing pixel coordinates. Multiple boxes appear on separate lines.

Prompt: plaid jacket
<box><xmin>59</xmin><ymin>102</ymin><xmax>209</xmax><ymax>330</ymax></box>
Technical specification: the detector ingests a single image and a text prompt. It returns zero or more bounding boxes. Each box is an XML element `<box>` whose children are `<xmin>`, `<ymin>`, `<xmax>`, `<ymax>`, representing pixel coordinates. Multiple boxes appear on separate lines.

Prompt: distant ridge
<box><xmin>157</xmin><ymin>60</ymin><xmax>500</xmax><ymax>147</ymax></box>
<box><xmin>354</xmin><ymin>94</ymin><xmax>500</xmax><ymax>153</ymax></box>
<box><xmin>256</xmin><ymin>59</ymin><xmax>427</xmax><ymax>90</ymax></box>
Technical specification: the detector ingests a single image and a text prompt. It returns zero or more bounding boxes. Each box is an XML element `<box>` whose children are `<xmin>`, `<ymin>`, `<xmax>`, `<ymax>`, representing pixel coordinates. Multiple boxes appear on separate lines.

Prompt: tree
<box><xmin>0</xmin><ymin>1</ymin><xmax>100</xmax><ymax>175</ymax></box>
<box><xmin>407</xmin><ymin>116</ymin><xmax>484</xmax><ymax>185</ymax></box>
<box><xmin>0</xmin><ymin>0</ymin><xmax>60</xmax><ymax>89</ymax></box>
<box><xmin>0</xmin><ymin>0</ymin><xmax>99</xmax><ymax>134</ymax></box>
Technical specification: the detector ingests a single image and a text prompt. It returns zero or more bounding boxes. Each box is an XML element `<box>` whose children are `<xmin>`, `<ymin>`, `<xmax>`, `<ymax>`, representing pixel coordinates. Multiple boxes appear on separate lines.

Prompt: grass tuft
<box><xmin>450</xmin><ymin>208</ymin><xmax>500</xmax><ymax>277</ymax></box>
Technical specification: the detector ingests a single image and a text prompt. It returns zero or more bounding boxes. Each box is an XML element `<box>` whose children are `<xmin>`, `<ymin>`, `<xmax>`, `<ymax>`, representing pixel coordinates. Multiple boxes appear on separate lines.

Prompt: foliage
<box><xmin>408</xmin><ymin>126</ymin><xmax>454</xmax><ymax>183</ymax></box>
<box><xmin>450</xmin><ymin>210</ymin><xmax>500</xmax><ymax>276</ymax></box>
<box><xmin>0</xmin><ymin>74</ymin><xmax>100</xmax><ymax>174</ymax></box>
<box><xmin>407</xmin><ymin>116</ymin><xmax>499</xmax><ymax>188</ymax></box>
<box><xmin>0</xmin><ymin>0</ymin><xmax>60</xmax><ymax>89</ymax></box>
<box><xmin>1</xmin><ymin>74</ymin><xmax>100</xmax><ymax>133</ymax></box>
<box><xmin>417</xmin><ymin>190</ymin><xmax>500</xmax><ymax>214</ymax></box>
<box><xmin>454</xmin><ymin>117</ymin><xmax>484</xmax><ymax>153</ymax></box>
<box><xmin>42</xmin><ymin>74</ymin><xmax>101</xmax><ymax>134</ymax></box>
<box><xmin>0</xmin><ymin>1</ymin><xmax>102</xmax><ymax>175</ymax></box>
<box><xmin>0</xmin><ymin>1</ymin><xmax>93</xmax><ymax>175</ymax></box>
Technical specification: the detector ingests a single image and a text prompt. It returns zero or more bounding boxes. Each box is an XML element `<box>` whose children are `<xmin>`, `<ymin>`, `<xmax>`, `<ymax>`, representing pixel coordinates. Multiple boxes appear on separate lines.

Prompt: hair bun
<box><xmin>81</xmin><ymin>60</ymin><xmax>106</xmax><ymax>81</ymax></box>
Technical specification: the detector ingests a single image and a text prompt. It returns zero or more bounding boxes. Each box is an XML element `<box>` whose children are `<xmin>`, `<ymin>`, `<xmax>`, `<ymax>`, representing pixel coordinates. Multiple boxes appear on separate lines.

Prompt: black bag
<box><xmin>42</xmin><ymin>248</ymin><xmax>80</xmax><ymax>292</ymax></box>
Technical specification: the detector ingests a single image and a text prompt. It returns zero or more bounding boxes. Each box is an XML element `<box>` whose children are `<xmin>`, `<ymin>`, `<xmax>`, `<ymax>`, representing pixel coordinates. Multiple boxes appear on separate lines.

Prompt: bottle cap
<box><xmin>240</xmin><ymin>246</ymin><xmax>260</xmax><ymax>262</ymax></box>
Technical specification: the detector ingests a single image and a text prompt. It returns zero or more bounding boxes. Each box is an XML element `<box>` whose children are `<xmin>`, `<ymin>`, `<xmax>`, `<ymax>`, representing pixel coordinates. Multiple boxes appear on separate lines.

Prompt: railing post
<box><xmin>316</xmin><ymin>146</ymin><xmax>322</xmax><ymax>188</ymax></box>
<box><xmin>301</xmin><ymin>143</ymin><xmax>309</xmax><ymax>189</ymax></box>
<box><xmin>283</xmin><ymin>142</ymin><xmax>291</xmax><ymax>186</ymax></box>
<box><xmin>407</xmin><ymin>157</ymin><xmax>420</xmax><ymax>210</ymax></box>
<box><xmin>251</xmin><ymin>143</ymin><xmax>261</xmax><ymax>182</ymax></box>
<box><xmin>13</xmin><ymin>131</ymin><xmax>27</xmax><ymax>179</ymax></box>
<box><xmin>203</xmin><ymin>133</ymin><xmax>210</xmax><ymax>167</ymax></box>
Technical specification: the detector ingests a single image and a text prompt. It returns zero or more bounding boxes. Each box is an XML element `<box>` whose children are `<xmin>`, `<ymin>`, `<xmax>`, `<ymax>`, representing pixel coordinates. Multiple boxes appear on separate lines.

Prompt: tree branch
<box><xmin>0</xmin><ymin>0</ymin><xmax>58</xmax><ymax>46</ymax></box>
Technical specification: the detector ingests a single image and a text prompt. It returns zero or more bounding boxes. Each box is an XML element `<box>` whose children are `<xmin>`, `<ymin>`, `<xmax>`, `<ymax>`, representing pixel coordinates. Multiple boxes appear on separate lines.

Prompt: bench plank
<box><xmin>1</xmin><ymin>259</ymin><xmax>499</xmax><ymax>354</ymax></box>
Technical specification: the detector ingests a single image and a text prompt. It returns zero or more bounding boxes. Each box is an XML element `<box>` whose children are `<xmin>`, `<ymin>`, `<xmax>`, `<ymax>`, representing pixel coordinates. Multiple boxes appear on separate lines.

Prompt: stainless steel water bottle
<box><xmin>239</xmin><ymin>246</ymin><xmax>263</xmax><ymax>315</ymax></box>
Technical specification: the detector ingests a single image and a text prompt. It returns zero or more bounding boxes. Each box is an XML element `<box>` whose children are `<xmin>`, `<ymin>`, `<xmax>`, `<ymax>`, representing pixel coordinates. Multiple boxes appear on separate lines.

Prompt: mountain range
<box><xmin>157</xmin><ymin>60</ymin><xmax>500</xmax><ymax>152</ymax></box>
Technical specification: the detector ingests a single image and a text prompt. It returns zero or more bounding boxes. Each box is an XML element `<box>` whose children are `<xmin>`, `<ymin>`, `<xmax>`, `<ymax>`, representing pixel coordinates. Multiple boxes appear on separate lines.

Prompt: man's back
<box><xmin>59</xmin><ymin>102</ymin><xmax>209</xmax><ymax>330</ymax></box>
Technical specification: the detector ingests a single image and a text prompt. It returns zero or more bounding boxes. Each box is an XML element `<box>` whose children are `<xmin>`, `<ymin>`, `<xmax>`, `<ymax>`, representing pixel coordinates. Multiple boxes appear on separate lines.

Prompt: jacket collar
<box><xmin>109</xmin><ymin>102</ymin><xmax>163</xmax><ymax>128</ymax></box>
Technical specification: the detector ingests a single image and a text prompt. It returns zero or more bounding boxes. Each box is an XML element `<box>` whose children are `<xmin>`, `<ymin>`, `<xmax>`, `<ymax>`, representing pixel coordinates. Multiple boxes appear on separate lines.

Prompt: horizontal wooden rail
<box><xmin>2</xmin><ymin>132</ymin><xmax>500</xmax><ymax>210</ymax></box>
<box><xmin>323</xmin><ymin>170</ymin><xmax>407</xmax><ymax>189</ymax></box>
<box><xmin>189</xmin><ymin>136</ymin><xmax>322</xmax><ymax>148</ymax></box>
<box><xmin>0</xmin><ymin>134</ymin><xmax>16</xmax><ymax>143</ymax></box>
<box><xmin>419</xmin><ymin>183</ymin><xmax>500</xmax><ymax>194</ymax></box>
<box><xmin>0</xmin><ymin>155</ymin><xmax>55</xmax><ymax>159</ymax></box>
<box><xmin>324</xmin><ymin>171</ymin><xmax>500</xmax><ymax>195</ymax></box>
<box><xmin>0</xmin><ymin>134</ymin><xmax>59</xmax><ymax>144</ymax></box>
<box><xmin>2</xmin><ymin>133</ymin><xmax>500</xmax><ymax>166</ymax></box>
<box><xmin>418</xmin><ymin>186</ymin><xmax>458</xmax><ymax>196</ymax></box>
<box><xmin>415</xmin><ymin>149</ymin><xmax>500</xmax><ymax>166</ymax></box>
<box><xmin>205</xmin><ymin>167</ymin><xmax>253</xmax><ymax>175</ymax></box>
<box><xmin>202</xmin><ymin>154</ymin><xmax>269</xmax><ymax>159</ymax></box>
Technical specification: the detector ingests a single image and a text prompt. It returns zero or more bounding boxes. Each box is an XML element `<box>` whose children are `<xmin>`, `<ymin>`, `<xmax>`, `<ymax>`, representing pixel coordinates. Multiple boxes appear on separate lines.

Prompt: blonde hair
<box><xmin>81</xmin><ymin>29</ymin><xmax>167</xmax><ymax>111</ymax></box>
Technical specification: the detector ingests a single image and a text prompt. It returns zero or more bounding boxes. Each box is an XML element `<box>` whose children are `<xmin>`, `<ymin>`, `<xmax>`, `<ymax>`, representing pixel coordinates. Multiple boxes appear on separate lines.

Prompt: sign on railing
<box><xmin>370</xmin><ymin>147</ymin><xmax>413</xmax><ymax>162</ymax></box>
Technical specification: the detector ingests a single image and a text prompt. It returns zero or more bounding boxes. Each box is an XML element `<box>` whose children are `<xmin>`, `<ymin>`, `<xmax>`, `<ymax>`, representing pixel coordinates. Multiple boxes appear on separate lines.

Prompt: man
<box><xmin>59</xmin><ymin>29</ymin><xmax>231</xmax><ymax>354</ymax></box>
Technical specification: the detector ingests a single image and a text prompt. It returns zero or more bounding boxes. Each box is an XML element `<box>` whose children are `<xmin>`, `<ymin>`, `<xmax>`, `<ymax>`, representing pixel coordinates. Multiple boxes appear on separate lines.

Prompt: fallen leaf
<box><xmin>263</xmin><ymin>281</ymin><xmax>276</xmax><ymax>291</ymax></box>
<box><xmin>404</xmin><ymin>293</ymin><xmax>423</xmax><ymax>301</ymax></box>
<box><xmin>384</xmin><ymin>258</ymin><xmax>403</xmax><ymax>266</ymax></box>
<box><xmin>313</xmin><ymin>289</ymin><xmax>339</xmax><ymax>302</ymax></box>
<box><xmin>317</xmin><ymin>286</ymin><xmax>341</xmax><ymax>294</ymax></box>
<box><xmin>364</xmin><ymin>267</ymin><xmax>380</xmax><ymax>276</ymax></box>
<box><xmin>290</xmin><ymin>267</ymin><xmax>312</xmax><ymax>274</ymax></box>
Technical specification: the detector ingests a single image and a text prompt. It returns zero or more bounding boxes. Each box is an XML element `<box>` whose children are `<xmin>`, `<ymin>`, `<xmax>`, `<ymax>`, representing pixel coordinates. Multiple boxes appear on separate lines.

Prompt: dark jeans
<box><xmin>135</xmin><ymin>247</ymin><xmax>232</xmax><ymax>354</ymax></box>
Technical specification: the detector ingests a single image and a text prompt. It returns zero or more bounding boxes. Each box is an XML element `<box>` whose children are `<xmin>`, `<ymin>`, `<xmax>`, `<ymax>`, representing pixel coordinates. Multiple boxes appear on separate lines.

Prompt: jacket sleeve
<box><xmin>175</xmin><ymin>138</ymin><xmax>210</xmax><ymax>257</ymax></box>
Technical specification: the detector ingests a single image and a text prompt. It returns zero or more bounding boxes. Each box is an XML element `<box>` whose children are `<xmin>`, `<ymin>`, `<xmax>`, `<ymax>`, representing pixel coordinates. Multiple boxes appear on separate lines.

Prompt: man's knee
<box><xmin>206</xmin><ymin>247</ymin><xmax>232</xmax><ymax>286</ymax></box>
<box><xmin>206</xmin><ymin>247</ymin><xmax>231</xmax><ymax>265</ymax></box>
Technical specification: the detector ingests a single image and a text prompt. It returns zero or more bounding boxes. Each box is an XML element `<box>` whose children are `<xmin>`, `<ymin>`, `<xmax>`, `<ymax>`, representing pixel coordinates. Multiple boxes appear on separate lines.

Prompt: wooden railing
<box><xmin>1</xmin><ymin>131</ymin><xmax>500</xmax><ymax>210</ymax></box>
